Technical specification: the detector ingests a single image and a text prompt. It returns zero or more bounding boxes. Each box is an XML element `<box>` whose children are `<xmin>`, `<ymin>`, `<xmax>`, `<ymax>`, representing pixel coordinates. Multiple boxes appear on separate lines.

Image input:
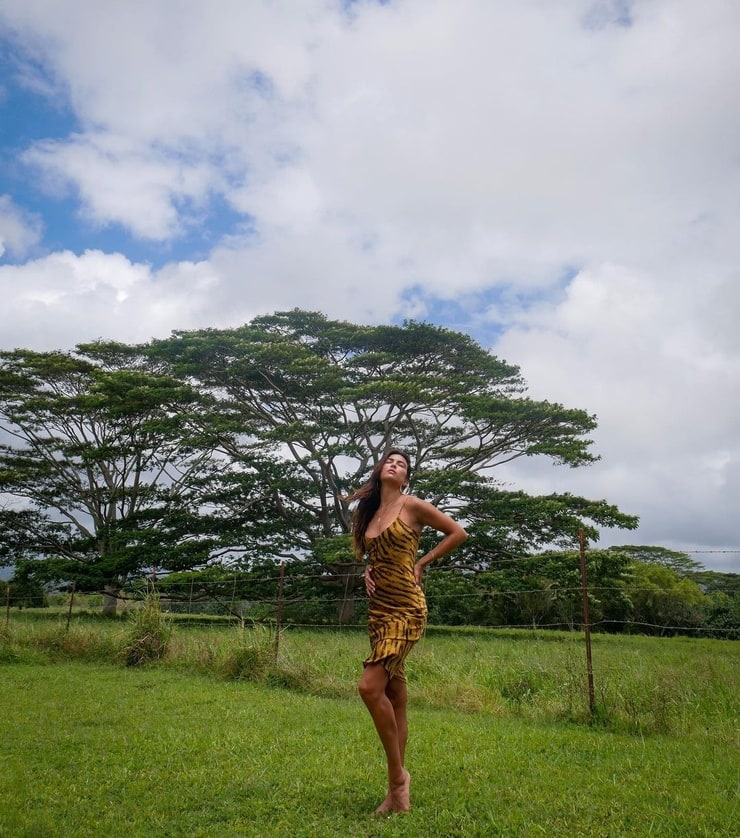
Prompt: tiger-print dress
<box><xmin>364</xmin><ymin>514</ymin><xmax>428</xmax><ymax>682</ymax></box>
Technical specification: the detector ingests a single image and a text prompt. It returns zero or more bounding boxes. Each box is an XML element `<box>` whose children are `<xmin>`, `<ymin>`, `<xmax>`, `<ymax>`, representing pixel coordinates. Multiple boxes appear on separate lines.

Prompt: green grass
<box><xmin>1</xmin><ymin>616</ymin><xmax>738</xmax><ymax>836</ymax></box>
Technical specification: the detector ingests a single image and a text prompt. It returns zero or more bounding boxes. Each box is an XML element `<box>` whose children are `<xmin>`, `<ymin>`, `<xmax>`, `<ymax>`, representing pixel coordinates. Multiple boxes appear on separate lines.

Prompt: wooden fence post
<box><xmin>578</xmin><ymin>529</ymin><xmax>596</xmax><ymax>715</ymax></box>
<box><xmin>274</xmin><ymin>561</ymin><xmax>286</xmax><ymax>661</ymax></box>
<box><xmin>65</xmin><ymin>582</ymin><xmax>77</xmax><ymax>633</ymax></box>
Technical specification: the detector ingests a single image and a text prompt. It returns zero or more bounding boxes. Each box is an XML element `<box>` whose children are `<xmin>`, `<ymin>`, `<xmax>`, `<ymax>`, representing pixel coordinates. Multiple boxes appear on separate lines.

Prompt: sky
<box><xmin>1</xmin><ymin>0</ymin><xmax>739</xmax><ymax>573</ymax></box>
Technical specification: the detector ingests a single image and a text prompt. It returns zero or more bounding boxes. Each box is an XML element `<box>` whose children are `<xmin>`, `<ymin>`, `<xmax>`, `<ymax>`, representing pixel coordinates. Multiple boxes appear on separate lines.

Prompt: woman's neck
<box><xmin>379</xmin><ymin>487</ymin><xmax>402</xmax><ymax>507</ymax></box>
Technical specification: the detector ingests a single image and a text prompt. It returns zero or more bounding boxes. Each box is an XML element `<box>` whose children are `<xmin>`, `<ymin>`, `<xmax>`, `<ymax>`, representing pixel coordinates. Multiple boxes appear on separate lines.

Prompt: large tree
<box><xmin>0</xmin><ymin>343</ymin><xmax>253</xmax><ymax>614</ymax></box>
<box><xmin>146</xmin><ymin>309</ymin><xmax>638</xmax><ymax>569</ymax></box>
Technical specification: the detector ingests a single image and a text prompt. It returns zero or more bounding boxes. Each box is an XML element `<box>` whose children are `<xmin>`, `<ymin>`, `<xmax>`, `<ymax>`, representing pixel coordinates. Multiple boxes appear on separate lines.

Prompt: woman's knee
<box><xmin>357</xmin><ymin>679</ymin><xmax>373</xmax><ymax>703</ymax></box>
<box><xmin>358</xmin><ymin>665</ymin><xmax>387</xmax><ymax>703</ymax></box>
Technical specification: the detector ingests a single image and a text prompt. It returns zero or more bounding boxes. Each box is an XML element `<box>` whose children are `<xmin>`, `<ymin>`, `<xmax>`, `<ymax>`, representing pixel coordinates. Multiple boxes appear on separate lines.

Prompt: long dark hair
<box><xmin>346</xmin><ymin>449</ymin><xmax>412</xmax><ymax>557</ymax></box>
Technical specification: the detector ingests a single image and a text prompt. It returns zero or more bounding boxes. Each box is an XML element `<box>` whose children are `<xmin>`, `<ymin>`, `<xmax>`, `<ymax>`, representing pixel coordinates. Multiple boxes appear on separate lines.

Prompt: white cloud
<box><xmin>0</xmin><ymin>250</ymin><xmax>214</xmax><ymax>349</ymax></box>
<box><xmin>494</xmin><ymin>261</ymin><xmax>740</xmax><ymax>569</ymax></box>
<box><xmin>0</xmin><ymin>195</ymin><xmax>42</xmax><ymax>258</ymax></box>
<box><xmin>23</xmin><ymin>133</ymin><xmax>220</xmax><ymax>241</ymax></box>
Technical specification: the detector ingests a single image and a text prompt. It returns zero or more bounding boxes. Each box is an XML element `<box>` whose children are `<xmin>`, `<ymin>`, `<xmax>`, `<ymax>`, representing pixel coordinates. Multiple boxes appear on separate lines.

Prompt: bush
<box><xmin>122</xmin><ymin>594</ymin><xmax>171</xmax><ymax>666</ymax></box>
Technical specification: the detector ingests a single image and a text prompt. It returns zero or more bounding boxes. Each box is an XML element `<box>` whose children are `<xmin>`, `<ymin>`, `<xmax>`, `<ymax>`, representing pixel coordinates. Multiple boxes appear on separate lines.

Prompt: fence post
<box><xmin>578</xmin><ymin>529</ymin><xmax>596</xmax><ymax>715</ymax></box>
<box><xmin>274</xmin><ymin>561</ymin><xmax>286</xmax><ymax>661</ymax></box>
<box><xmin>4</xmin><ymin>584</ymin><xmax>10</xmax><ymax>630</ymax></box>
<box><xmin>65</xmin><ymin>582</ymin><xmax>77</xmax><ymax>633</ymax></box>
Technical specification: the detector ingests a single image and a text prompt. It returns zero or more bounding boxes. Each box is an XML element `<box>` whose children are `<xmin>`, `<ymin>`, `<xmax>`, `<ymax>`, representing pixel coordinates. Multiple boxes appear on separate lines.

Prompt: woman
<box><xmin>347</xmin><ymin>449</ymin><xmax>467</xmax><ymax>814</ymax></box>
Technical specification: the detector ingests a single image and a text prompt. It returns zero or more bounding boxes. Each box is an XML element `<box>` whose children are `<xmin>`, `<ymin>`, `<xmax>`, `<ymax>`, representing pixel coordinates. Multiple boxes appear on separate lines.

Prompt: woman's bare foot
<box><xmin>389</xmin><ymin>769</ymin><xmax>411</xmax><ymax>813</ymax></box>
<box><xmin>373</xmin><ymin>791</ymin><xmax>393</xmax><ymax>815</ymax></box>
<box><xmin>372</xmin><ymin>770</ymin><xmax>411</xmax><ymax>816</ymax></box>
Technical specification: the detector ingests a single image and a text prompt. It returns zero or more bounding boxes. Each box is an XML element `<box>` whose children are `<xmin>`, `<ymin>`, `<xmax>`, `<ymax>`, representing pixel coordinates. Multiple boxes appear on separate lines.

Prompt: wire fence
<box><xmin>4</xmin><ymin>547</ymin><xmax>739</xmax><ymax>640</ymax></box>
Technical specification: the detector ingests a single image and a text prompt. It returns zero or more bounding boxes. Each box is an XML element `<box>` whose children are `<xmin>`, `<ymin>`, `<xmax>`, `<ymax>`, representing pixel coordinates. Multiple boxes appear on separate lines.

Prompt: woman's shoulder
<box><xmin>404</xmin><ymin>495</ymin><xmax>464</xmax><ymax>533</ymax></box>
<box><xmin>401</xmin><ymin>494</ymin><xmax>436</xmax><ymax>523</ymax></box>
<box><xmin>403</xmin><ymin>494</ymin><xmax>426</xmax><ymax>511</ymax></box>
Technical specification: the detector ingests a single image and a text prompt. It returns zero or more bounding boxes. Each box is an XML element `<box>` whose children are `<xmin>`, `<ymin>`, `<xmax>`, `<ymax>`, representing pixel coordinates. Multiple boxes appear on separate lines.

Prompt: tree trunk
<box><xmin>333</xmin><ymin>562</ymin><xmax>365</xmax><ymax>625</ymax></box>
<box><xmin>102</xmin><ymin>586</ymin><xmax>119</xmax><ymax>617</ymax></box>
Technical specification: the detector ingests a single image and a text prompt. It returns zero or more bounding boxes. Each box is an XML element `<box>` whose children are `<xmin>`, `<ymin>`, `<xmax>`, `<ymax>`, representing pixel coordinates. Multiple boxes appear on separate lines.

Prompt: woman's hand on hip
<box><xmin>364</xmin><ymin>564</ymin><xmax>376</xmax><ymax>596</ymax></box>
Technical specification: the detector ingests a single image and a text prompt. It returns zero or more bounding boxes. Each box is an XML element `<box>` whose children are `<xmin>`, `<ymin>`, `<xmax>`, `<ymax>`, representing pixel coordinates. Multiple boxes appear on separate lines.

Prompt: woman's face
<box><xmin>381</xmin><ymin>453</ymin><xmax>409</xmax><ymax>489</ymax></box>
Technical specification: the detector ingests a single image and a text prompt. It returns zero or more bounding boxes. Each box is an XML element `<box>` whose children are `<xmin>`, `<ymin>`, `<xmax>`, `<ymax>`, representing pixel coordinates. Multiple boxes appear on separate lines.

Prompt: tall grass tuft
<box><xmin>215</xmin><ymin>622</ymin><xmax>276</xmax><ymax>680</ymax></box>
<box><xmin>122</xmin><ymin>593</ymin><xmax>171</xmax><ymax>666</ymax></box>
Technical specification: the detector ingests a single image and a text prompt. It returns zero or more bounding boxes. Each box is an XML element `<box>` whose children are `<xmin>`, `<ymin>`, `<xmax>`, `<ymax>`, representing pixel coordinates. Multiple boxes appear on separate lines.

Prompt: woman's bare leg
<box><xmin>358</xmin><ymin>664</ymin><xmax>411</xmax><ymax>813</ymax></box>
<box><xmin>386</xmin><ymin>678</ymin><xmax>408</xmax><ymax>763</ymax></box>
<box><xmin>373</xmin><ymin>677</ymin><xmax>410</xmax><ymax>813</ymax></box>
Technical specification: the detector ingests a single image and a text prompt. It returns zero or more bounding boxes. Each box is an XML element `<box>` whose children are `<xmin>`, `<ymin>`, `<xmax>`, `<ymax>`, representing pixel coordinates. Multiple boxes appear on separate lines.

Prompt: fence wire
<box><xmin>4</xmin><ymin>565</ymin><xmax>738</xmax><ymax>638</ymax></box>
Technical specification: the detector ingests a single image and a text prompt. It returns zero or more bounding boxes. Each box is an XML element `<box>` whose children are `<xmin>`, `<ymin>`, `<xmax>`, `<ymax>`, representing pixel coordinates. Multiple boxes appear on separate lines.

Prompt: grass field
<box><xmin>1</xmin><ymin>615</ymin><xmax>738</xmax><ymax>836</ymax></box>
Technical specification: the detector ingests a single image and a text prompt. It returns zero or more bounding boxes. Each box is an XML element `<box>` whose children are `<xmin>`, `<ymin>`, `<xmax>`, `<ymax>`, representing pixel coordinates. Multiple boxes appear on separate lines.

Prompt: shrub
<box><xmin>122</xmin><ymin>594</ymin><xmax>172</xmax><ymax>666</ymax></box>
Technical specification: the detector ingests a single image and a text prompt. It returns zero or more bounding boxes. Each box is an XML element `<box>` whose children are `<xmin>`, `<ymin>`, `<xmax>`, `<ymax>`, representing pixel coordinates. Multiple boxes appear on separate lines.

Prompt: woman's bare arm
<box><xmin>404</xmin><ymin>496</ymin><xmax>467</xmax><ymax>585</ymax></box>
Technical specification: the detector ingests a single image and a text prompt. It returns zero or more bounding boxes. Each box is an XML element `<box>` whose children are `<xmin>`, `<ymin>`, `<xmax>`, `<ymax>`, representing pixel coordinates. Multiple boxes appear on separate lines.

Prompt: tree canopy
<box><xmin>147</xmin><ymin>309</ymin><xmax>637</xmax><ymax>561</ymax></box>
